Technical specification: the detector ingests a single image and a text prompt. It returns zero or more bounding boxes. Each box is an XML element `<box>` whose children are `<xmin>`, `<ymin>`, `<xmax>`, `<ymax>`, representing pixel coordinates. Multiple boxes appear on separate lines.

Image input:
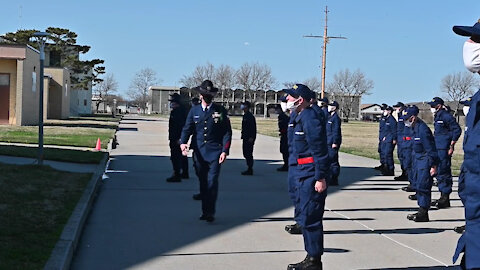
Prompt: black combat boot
<box><xmin>166</xmin><ymin>174</ymin><xmax>181</xmax><ymax>182</ymax></box>
<box><xmin>192</xmin><ymin>193</ymin><xmax>202</xmax><ymax>200</ymax></box>
<box><xmin>435</xmin><ymin>193</ymin><xmax>451</xmax><ymax>209</ymax></box>
<box><xmin>394</xmin><ymin>170</ymin><xmax>408</xmax><ymax>181</ymax></box>
<box><xmin>408</xmin><ymin>194</ymin><xmax>417</xmax><ymax>200</ymax></box>
<box><xmin>407</xmin><ymin>207</ymin><xmax>429</xmax><ymax>222</ymax></box>
<box><xmin>285</xmin><ymin>223</ymin><xmax>302</xmax><ymax>235</ymax></box>
<box><xmin>454</xmin><ymin>225</ymin><xmax>466</xmax><ymax>234</ymax></box>
<box><xmin>401</xmin><ymin>185</ymin><xmax>415</xmax><ymax>192</ymax></box>
<box><xmin>374</xmin><ymin>164</ymin><xmax>383</xmax><ymax>170</ymax></box>
<box><xmin>241</xmin><ymin>168</ymin><xmax>253</xmax><ymax>175</ymax></box>
<box><xmin>181</xmin><ymin>172</ymin><xmax>189</xmax><ymax>179</ymax></box>
<box><xmin>382</xmin><ymin>168</ymin><xmax>395</xmax><ymax>176</ymax></box>
<box><xmin>287</xmin><ymin>255</ymin><xmax>323</xmax><ymax>270</ymax></box>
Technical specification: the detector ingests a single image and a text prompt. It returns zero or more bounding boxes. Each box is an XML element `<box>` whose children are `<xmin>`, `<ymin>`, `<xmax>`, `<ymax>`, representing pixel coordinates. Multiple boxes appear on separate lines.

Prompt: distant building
<box><xmin>0</xmin><ymin>44</ymin><xmax>41</xmax><ymax>125</ymax></box>
<box><xmin>326</xmin><ymin>93</ymin><xmax>362</xmax><ymax>121</ymax></box>
<box><xmin>360</xmin><ymin>104</ymin><xmax>383</xmax><ymax>121</ymax></box>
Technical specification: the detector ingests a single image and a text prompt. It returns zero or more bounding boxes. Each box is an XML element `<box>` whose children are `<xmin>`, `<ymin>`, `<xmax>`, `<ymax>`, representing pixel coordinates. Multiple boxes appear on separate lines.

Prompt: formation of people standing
<box><xmin>163</xmin><ymin>19</ymin><xmax>480</xmax><ymax>270</ymax></box>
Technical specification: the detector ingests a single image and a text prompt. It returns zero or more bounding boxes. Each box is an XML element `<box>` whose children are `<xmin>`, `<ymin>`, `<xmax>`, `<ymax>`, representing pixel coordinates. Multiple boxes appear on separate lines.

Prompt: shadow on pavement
<box><xmin>71</xmin><ymin>156</ymin><xmax>451</xmax><ymax>269</ymax></box>
<box><xmin>363</xmin><ymin>266</ymin><xmax>459</xmax><ymax>270</ymax></box>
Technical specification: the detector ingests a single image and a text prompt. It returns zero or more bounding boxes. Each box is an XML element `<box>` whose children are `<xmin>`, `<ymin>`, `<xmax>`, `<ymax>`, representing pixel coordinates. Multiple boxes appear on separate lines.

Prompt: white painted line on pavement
<box><xmin>325</xmin><ymin>207</ymin><xmax>449</xmax><ymax>267</ymax></box>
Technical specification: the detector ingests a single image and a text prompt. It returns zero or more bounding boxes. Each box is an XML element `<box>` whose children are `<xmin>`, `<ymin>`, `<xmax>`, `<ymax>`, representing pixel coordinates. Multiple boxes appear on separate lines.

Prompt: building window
<box><xmin>0</xmin><ymin>74</ymin><xmax>9</xmax><ymax>86</ymax></box>
<box><xmin>84</xmin><ymin>99</ymin><xmax>87</xmax><ymax>106</ymax></box>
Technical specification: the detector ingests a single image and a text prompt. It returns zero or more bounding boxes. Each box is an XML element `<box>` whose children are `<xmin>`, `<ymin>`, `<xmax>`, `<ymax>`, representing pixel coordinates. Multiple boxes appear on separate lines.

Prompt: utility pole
<box><xmin>304</xmin><ymin>6</ymin><xmax>346</xmax><ymax>98</ymax></box>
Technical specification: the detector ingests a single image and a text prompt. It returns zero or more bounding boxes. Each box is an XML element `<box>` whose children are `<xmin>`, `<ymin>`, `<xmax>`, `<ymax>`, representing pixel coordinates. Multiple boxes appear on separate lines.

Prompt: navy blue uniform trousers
<box><xmin>193</xmin><ymin>152</ymin><xmax>222</xmax><ymax>216</ymax></box>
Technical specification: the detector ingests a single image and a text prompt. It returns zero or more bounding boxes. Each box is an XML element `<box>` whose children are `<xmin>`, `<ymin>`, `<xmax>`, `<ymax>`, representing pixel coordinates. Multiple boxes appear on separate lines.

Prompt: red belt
<box><xmin>297</xmin><ymin>157</ymin><xmax>314</xmax><ymax>165</ymax></box>
<box><xmin>403</xmin><ymin>137</ymin><xmax>412</xmax><ymax>141</ymax></box>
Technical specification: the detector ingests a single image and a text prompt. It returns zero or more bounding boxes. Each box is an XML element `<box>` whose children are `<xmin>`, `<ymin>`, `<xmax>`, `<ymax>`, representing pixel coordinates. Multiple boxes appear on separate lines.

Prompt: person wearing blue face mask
<box><xmin>240</xmin><ymin>101</ymin><xmax>257</xmax><ymax>175</ymax></box>
<box><xmin>452</xmin><ymin>19</ymin><xmax>480</xmax><ymax>270</ymax></box>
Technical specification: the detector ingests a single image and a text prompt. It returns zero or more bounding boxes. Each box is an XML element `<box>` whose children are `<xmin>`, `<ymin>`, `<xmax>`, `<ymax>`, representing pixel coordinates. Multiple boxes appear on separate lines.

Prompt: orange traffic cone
<box><xmin>95</xmin><ymin>138</ymin><xmax>102</xmax><ymax>151</ymax></box>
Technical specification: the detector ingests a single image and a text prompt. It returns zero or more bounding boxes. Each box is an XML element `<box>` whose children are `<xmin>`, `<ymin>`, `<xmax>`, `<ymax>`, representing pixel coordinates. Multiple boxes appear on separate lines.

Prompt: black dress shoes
<box><xmin>285</xmin><ymin>223</ymin><xmax>303</xmax><ymax>235</ymax></box>
<box><xmin>408</xmin><ymin>194</ymin><xmax>417</xmax><ymax>201</ymax></box>
<box><xmin>192</xmin><ymin>193</ymin><xmax>202</xmax><ymax>200</ymax></box>
<box><xmin>166</xmin><ymin>175</ymin><xmax>181</xmax><ymax>182</ymax></box>
<box><xmin>277</xmin><ymin>165</ymin><xmax>289</xmax><ymax>171</ymax></box>
<box><xmin>454</xmin><ymin>225</ymin><xmax>466</xmax><ymax>234</ymax></box>
<box><xmin>287</xmin><ymin>255</ymin><xmax>323</xmax><ymax>270</ymax></box>
<box><xmin>407</xmin><ymin>208</ymin><xmax>429</xmax><ymax>222</ymax></box>
<box><xmin>241</xmin><ymin>169</ymin><xmax>253</xmax><ymax>175</ymax></box>
<box><xmin>181</xmin><ymin>172</ymin><xmax>189</xmax><ymax>179</ymax></box>
<box><xmin>199</xmin><ymin>214</ymin><xmax>214</xmax><ymax>223</ymax></box>
<box><xmin>402</xmin><ymin>185</ymin><xmax>415</xmax><ymax>192</ymax></box>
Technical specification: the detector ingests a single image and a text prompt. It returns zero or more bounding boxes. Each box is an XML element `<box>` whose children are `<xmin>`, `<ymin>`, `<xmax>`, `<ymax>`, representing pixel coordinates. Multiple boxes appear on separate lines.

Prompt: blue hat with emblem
<box><xmin>453</xmin><ymin>19</ymin><xmax>480</xmax><ymax>37</ymax></box>
<box><xmin>380</xmin><ymin>103</ymin><xmax>388</xmax><ymax>110</ymax></box>
<box><xmin>460</xmin><ymin>97</ymin><xmax>473</xmax><ymax>106</ymax></box>
<box><xmin>402</xmin><ymin>105</ymin><xmax>419</xmax><ymax>119</ymax></box>
<box><xmin>283</xmin><ymin>84</ymin><xmax>314</xmax><ymax>100</ymax></box>
<box><xmin>328</xmin><ymin>101</ymin><xmax>339</xmax><ymax>107</ymax></box>
<box><xmin>320</xmin><ymin>97</ymin><xmax>329</xmax><ymax>103</ymax></box>
<box><xmin>427</xmin><ymin>97</ymin><xmax>444</xmax><ymax>107</ymax></box>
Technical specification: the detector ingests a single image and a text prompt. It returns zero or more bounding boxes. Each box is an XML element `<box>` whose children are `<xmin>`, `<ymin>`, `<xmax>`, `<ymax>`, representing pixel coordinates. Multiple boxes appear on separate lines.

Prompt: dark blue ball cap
<box><xmin>320</xmin><ymin>97</ymin><xmax>329</xmax><ymax>103</ymax></box>
<box><xmin>402</xmin><ymin>105</ymin><xmax>419</xmax><ymax>119</ymax></box>
<box><xmin>279</xmin><ymin>95</ymin><xmax>288</xmax><ymax>102</ymax></box>
<box><xmin>393</xmin><ymin>102</ymin><xmax>405</xmax><ymax>108</ymax></box>
<box><xmin>283</xmin><ymin>84</ymin><xmax>314</xmax><ymax>100</ymax></box>
<box><xmin>328</xmin><ymin>101</ymin><xmax>339</xmax><ymax>107</ymax></box>
<box><xmin>460</xmin><ymin>97</ymin><xmax>473</xmax><ymax>106</ymax></box>
<box><xmin>427</xmin><ymin>97</ymin><xmax>444</xmax><ymax>107</ymax></box>
<box><xmin>380</xmin><ymin>103</ymin><xmax>388</xmax><ymax>110</ymax></box>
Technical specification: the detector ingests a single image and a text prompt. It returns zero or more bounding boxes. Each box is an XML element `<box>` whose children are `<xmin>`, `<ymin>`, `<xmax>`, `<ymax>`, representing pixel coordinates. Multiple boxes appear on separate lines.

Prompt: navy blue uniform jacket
<box><xmin>181</xmin><ymin>103</ymin><xmax>232</xmax><ymax>162</ymax></box>
<box><xmin>327</xmin><ymin>112</ymin><xmax>342</xmax><ymax>146</ymax></box>
<box><xmin>433</xmin><ymin>109</ymin><xmax>462</xmax><ymax>150</ymax></box>
<box><xmin>169</xmin><ymin>106</ymin><xmax>187</xmax><ymax>141</ymax></box>
<box><xmin>383</xmin><ymin>115</ymin><xmax>398</xmax><ymax>142</ymax></box>
<box><xmin>241</xmin><ymin>111</ymin><xmax>257</xmax><ymax>140</ymax></box>
<box><xmin>290</xmin><ymin>107</ymin><xmax>329</xmax><ymax>181</ymax></box>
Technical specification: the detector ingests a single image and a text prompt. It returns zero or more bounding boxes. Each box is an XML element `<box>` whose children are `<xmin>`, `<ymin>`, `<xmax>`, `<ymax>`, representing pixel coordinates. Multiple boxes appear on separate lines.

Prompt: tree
<box><xmin>215</xmin><ymin>64</ymin><xmax>236</xmax><ymax>107</ymax></box>
<box><xmin>283</xmin><ymin>77</ymin><xmax>321</xmax><ymax>93</ymax></box>
<box><xmin>94</xmin><ymin>73</ymin><xmax>119</xmax><ymax>113</ymax></box>
<box><xmin>128</xmin><ymin>68</ymin><xmax>159</xmax><ymax>113</ymax></box>
<box><xmin>1</xmin><ymin>27</ymin><xmax>105</xmax><ymax>90</ymax></box>
<box><xmin>327</xmin><ymin>69</ymin><xmax>373</xmax><ymax>122</ymax></box>
<box><xmin>441</xmin><ymin>71</ymin><xmax>479</xmax><ymax>117</ymax></box>
<box><xmin>235</xmin><ymin>63</ymin><xmax>254</xmax><ymax>102</ymax></box>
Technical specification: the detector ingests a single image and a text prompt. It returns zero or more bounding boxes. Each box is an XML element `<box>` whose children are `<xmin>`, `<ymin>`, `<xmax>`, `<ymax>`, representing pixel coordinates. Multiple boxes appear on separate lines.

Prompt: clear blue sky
<box><xmin>1</xmin><ymin>0</ymin><xmax>479</xmax><ymax>105</ymax></box>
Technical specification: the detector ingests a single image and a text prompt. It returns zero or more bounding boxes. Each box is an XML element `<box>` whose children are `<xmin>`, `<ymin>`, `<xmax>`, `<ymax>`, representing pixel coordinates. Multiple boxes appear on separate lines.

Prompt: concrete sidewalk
<box><xmin>70</xmin><ymin>115</ymin><xmax>463</xmax><ymax>269</ymax></box>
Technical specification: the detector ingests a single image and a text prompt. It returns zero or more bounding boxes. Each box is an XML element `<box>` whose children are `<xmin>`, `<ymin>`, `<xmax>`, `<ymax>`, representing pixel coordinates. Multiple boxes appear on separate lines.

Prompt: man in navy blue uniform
<box><xmin>284</xmin><ymin>84</ymin><xmax>329</xmax><ymax>270</ymax></box>
<box><xmin>276</xmin><ymin>97</ymin><xmax>290</xmax><ymax>171</ymax></box>
<box><xmin>319</xmin><ymin>97</ymin><xmax>330</xmax><ymax>119</ymax></box>
<box><xmin>167</xmin><ymin>93</ymin><xmax>189</xmax><ymax>182</ymax></box>
<box><xmin>381</xmin><ymin>106</ymin><xmax>397</xmax><ymax>176</ymax></box>
<box><xmin>374</xmin><ymin>103</ymin><xmax>389</xmax><ymax>170</ymax></box>
<box><xmin>427</xmin><ymin>97</ymin><xmax>462</xmax><ymax>209</ymax></box>
<box><xmin>240</xmin><ymin>101</ymin><xmax>257</xmax><ymax>175</ymax></box>
<box><xmin>180</xmin><ymin>80</ymin><xmax>232</xmax><ymax>222</ymax></box>
<box><xmin>393</xmin><ymin>102</ymin><xmax>408</xmax><ymax>180</ymax></box>
<box><xmin>326</xmin><ymin>101</ymin><xmax>342</xmax><ymax>186</ymax></box>
<box><xmin>191</xmin><ymin>97</ymin><xmax>202</xmax><ymax>200</ymax></box>
<box><xmin>452</xmin><ymin>20</ymin><xmax>480</xmax><ymax>269</ymax></box>
<box><xmin>400</xmin><ymin>108</ymin><xmax>416</xmax><ymax>194</ymax></box>
<box><xmin>402</xmin><ymin>106</ymin><xmax>439</xmax><ymax>222</ymax></box>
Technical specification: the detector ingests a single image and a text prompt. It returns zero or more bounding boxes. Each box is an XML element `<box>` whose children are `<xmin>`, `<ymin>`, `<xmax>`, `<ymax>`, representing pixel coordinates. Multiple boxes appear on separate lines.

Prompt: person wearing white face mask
<box><xmin>452</xmin><ymin>19</ymin><xmax>480</xmax><ymax>270</ymax></box>
<box><xmin>283</xmin><ymin>84</ymin><xmax>329</xmax><ymax>270</ymax></box>
<box><xmin>427</xmin><ymin>97</ymin><xmax>462</xmax><ymax>210</ymax></box>
<box><xmin>402</xmin><ymin>105</ymin><xmax>439</xmax><ymax>223</ymax></box>
<box><xmin>380</xmin><ymin>106</ymin><xmax>397</xmax><ymax>176</ymax></box>
<box><xmin>326</xmin><ymin>101</ymin><xmax>342</xmax><ymax>186</ymax></box>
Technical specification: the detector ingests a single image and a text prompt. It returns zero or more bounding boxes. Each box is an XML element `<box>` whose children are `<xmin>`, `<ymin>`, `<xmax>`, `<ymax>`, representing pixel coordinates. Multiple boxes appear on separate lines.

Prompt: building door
<box><xmin>0</xmin><ymin>74</ymin><xmax>10</xmax><ymax>124</ymax></box>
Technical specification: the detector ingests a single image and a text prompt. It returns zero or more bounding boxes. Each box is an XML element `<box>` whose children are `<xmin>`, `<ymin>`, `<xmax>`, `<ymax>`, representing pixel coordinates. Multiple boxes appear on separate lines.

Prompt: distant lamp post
<box><xmin>32</xmin><ymin>32</ymin><xmax>50</xmax><ymax>165</ymax></box>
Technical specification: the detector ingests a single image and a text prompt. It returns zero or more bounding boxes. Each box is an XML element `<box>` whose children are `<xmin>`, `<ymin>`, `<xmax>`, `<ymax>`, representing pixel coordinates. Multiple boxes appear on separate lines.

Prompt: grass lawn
<box><xmin>0</xmin><ymin>145</ymin><xmax>106</xmax><ymax>164</ymax></box>
<box><xmin>232</xmin><ymin>116</ymin><xmax>464</xmax><ymax>174</ymax></box>
<box><xmin>0</xmin><ymin>163</ymin><xmax>92</xmax><ymax>270</ymax></box>
<box><xmin>0</xmin><ymin>115</ymin><xmax>120</xmax><ymax>150</ymax></box>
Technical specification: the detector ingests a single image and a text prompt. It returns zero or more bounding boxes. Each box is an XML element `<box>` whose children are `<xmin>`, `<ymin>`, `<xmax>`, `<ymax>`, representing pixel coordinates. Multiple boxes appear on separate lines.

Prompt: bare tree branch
<box><xmin>441</xmin><ymin>71</ymin><xmax>479</xmax><ymax>116</ymax></box>
<box><xmin>94</xmin><ymin>73</ymin><xmax>118</xmax><ymax>113</ymax></box>
<box><xmin>128</xmin><ymin>68</ymin><xmax>160</xmax><ymax>113</ymax></box>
